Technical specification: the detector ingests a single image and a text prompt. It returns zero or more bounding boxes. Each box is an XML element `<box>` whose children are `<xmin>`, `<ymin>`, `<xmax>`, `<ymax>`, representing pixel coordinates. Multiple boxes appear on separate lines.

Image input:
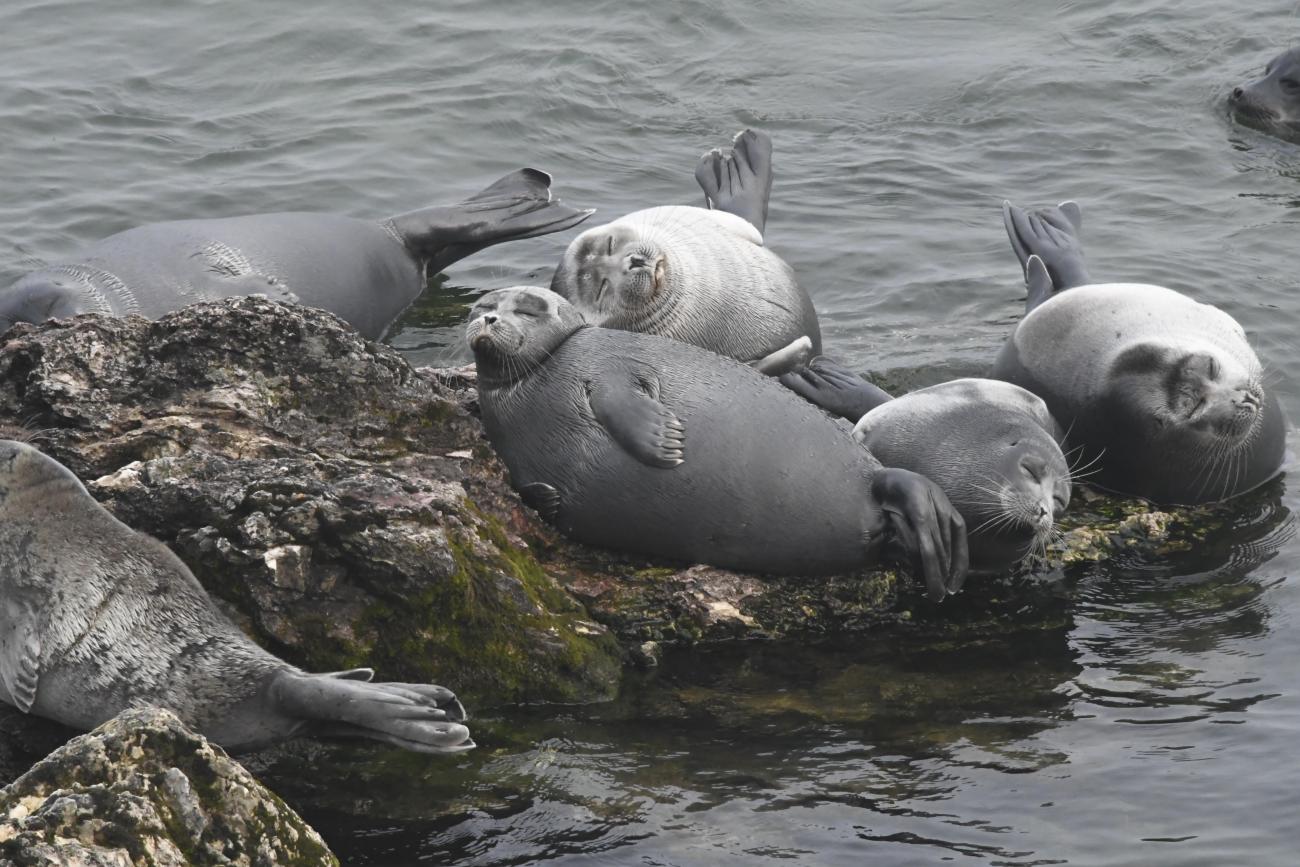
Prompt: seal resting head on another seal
<box><xmin>995</xmin><ymin>199</ymin><xmax>1286</xmax><ymax>504</ymax></box>
<box><xmin>0</xmin><ymin>440</ymin><xmax>474</xmax><ymax>754</ymax></box>
<box><xmin>781</xmin><ymin>359</ymin><xmax>1071</xmax><ymax>572</ymax></box>
<box><xmin>467</xmin><ymin>286</ymin><xmax>968</xmax><ymax>602</ymax></box>
<box><xmin>550</xmin><ymin>129</ymin><xmax>820</xmax><ymax>374</ymax></box>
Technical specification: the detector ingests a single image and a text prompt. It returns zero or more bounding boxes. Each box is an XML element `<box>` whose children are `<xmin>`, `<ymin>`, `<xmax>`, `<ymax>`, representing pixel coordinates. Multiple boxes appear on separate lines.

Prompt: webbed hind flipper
<box><xmin>695</xmin><ymin>129</ymin><xmax>774</xmax><ymax>235</ymax></box>
<box><xmin>388</xmin><ymin>169</ymin><xmax>595</xmax><ymax>275</ymax></box>
<box><xmin>753</xmin><ymin>335</ymin><xmax>813</xmax><ymax>376</ymax></box>
<box><xmin>779</xmin><ymin>356</ymin><xmax>894</xmax><ymax>422</ymax></box>
<box><xmin>1002</xmin><ymin>199</ymin><xmax>1092</xmax><ymax>310</ymax></box>
<box><xmin>587</xmin><ymin>372</ymin><xmax>686</xmax><ymax>468</ymax></box>
<box><xmin>270</xmin><ymin>670</ymin><xmax>474</xmax><ymax>754</ymax></box>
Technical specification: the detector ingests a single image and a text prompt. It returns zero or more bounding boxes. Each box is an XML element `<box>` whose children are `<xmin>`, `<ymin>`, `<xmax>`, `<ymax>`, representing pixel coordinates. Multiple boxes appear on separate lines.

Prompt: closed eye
<box><xmin>1281</xmin><ymin>77</ymin><xmax>1300</xmax><ymax>91</ymax></box>
<box><xmin>607</xmin><ymin>236</ymin><xmax>614</xmax><ymax>256</ymax></box>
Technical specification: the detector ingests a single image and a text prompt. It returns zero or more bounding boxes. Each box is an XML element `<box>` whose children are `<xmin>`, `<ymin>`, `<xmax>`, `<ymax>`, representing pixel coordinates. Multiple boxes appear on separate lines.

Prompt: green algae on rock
<box><xmin>0</xmin><ymin>707</ymin><xmax>336</xmax><ymax>867</ymax></box>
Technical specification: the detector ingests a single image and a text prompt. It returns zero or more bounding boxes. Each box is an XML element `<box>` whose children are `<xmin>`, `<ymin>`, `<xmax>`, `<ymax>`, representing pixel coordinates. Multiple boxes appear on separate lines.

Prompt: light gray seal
<box><xmin>996</xmin><ymin>200</ymin><xmax>1286</xmax><ymax>504</ymax></box>
<box><xmin>1</xmin><ymin>169</ymin><xmax>592</xmax><ymax>340</ymax></box>
<box><xmin>0</xmin><ymin>439</ymin><xmax>473</xmax><ymax>754</ymax></box>
<box><xmin>781</xmin><ymin>358</ymin><xmax>1071</xmax><ymax>572</ymax></box>
<box><xmin>466</xmin><ymin>286</ymin><xmax>968</xmax><ymax>601</ymax></box>
<box><xmin>550</xmin><ymin>129</ymin><xmax>820</xmax><ymax>374</ymax></box>
<box><xmin>1229</xmin><ymin>47</ymin><xmax>1300</xmax><ymax>141</ymax></box>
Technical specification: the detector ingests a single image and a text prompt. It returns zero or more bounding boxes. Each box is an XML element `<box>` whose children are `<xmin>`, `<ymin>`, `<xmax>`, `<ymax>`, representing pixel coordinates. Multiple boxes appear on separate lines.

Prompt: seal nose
<box><xmin>629</xmin><ymin>255</ymin><xmax>648</xmax><ymax>270</ymax></box>
<box><xmin>482</xmin><ymin>314</ymin><xmax>498</xmax><ymax>325</ymax></box>
<box><xmin>1232</xmin><ymin>86</ymin><xmax>1244</xmax><ymax>101</ymax></box>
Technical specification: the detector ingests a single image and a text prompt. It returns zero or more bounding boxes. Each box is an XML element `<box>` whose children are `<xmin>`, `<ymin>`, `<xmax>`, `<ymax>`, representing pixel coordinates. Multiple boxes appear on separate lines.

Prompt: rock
<box><xmin>0</xmin><ymin>707</ymin><xmax>335</xmax><ymax>866</ymax></box>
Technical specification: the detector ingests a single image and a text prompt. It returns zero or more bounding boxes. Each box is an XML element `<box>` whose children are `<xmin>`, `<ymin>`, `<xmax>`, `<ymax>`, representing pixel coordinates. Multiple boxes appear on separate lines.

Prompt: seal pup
<box><xmin>1</xmin><ymin>169</ymin><xmax>593</xmax><ymax>340</ymax></box>
<box><xmin>781</xmin><ymin>358</ymin><xmax>1070</xmax><ymax>572</ymax></box>
<box><xmin>467</xmin><ymin>286</ymin><xmax>968</xmax><ymax>601</ymax></box>
<box><xmin>1229</xmin><ymin>47</ymin><xmax>1300</xmax><ymax>141</ymax></box>
<box><xmin>550</xmin><ymin>129</ymin><xmax>820</xmax><ymax>374</ymax></box>
<box><xmin>0</xmin><ymin>440</ymin><xmax>473</xmax><ymax>754</ymax></box>
<box><xmin>997</xmin><ymin>199</ymin><xmax>1286</xmax><ymax>504</ymax></box>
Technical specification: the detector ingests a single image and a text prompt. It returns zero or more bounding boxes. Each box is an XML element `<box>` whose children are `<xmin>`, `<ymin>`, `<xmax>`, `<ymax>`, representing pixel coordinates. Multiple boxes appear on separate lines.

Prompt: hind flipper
<box><xmin>753</xmin><ymin>336</ymin><xmax>813</xmax><ymax>376</ymax></box>
<box><xmin>388</xmin><ymin>169</ymin><xmax>595</xmax><ymax>274</ymax></box>
<box><xmin>779</xmin><ymin>356</ymin><xmax>894</xmax><ymax>422</ymax></box>
<box><xmin>695</xmin><ymin>129</ymin><xmax>774</xmax><ymax>235</ymax></box>
<box><xmin>1002</xmin><ymin>200</ymin><xmax>1092</xmax><ymax>310</ymax></box>
<box><xmin>270</xmin><ymin>671</ymin><xmax>474</xmax><ymax>754</ymax></box>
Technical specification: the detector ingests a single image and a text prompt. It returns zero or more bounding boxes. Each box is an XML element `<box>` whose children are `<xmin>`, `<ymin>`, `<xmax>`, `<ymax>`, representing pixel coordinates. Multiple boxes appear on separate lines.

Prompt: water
<box><xmin>3</xmin><ymin>0</ymin><xmax>1300</xmax><ymax>864</ymax></box>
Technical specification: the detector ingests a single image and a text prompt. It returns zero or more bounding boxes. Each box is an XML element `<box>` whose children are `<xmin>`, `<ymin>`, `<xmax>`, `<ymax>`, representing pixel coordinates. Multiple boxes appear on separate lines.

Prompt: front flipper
<box><xmin>588</xmin><ymin>374</ymin><xmax>686</xmax><ymax>468</ymax></box>
<box><xmin>753</xmin><ymin>335</ymin><xmax>813</xmax><ymax>376</ymax></box>
<box><xmin>518</xmin><ymin>481</ymin><xmax>562</xmax><ymax>523</ymax></box>
<box><xmin>779</xmin><ymin>356</ymin><xmax>894</xmax><ymax>422</ymax></box>
<box><xmin>1002</xmin><ymin>199</ymin><xmax>1092</xmax><ymax>309</ymax></box>
<box><xmin>0</xmin><ymin>617</ymin><xmax>40</xmax><ymax>714</ymax></box>
<box><xmin>871</xmin><ymin>467</ymin><xmax>969</xmax><ymax>602</ymax></box>
<box><xmin>695</xmin><ymin>128</ymin><xmax>774</xmax><ymax>235</ymax></box>
<box><xmin>270</xmin><ymin>670</ymin><xmax>474</xmax><ymax>754</ymax></box>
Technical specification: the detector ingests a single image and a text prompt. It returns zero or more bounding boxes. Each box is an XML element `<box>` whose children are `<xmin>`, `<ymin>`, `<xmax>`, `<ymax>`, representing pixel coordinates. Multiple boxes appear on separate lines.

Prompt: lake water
<box><xmin>2</xmin><ymin>0</ymin><xmax>1299</xmax><ymax>864</ymax></box>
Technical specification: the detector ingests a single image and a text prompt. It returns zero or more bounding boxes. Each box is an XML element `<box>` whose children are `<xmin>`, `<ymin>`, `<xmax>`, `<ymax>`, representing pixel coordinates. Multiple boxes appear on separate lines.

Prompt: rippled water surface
<box><xmin>4</xmin><ymin>1</ymin><xmax>1300</xmax><ymax>864</ymax></box>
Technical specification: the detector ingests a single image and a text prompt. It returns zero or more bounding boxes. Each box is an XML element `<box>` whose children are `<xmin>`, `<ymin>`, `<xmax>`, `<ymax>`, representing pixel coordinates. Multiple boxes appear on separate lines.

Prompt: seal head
<box><xmin>1230</xmin><ymin>47</ymin><xmax>1300</xmax><ymax>140</ymax></box>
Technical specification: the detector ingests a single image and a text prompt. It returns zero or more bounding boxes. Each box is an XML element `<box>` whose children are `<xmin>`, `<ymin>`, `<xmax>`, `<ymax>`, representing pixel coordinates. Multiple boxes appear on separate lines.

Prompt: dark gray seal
<box><xmin>0</xmin><ymin>439</ymin><xmax>473</xmax><ymax>754</ymax></box>
<box><xmin>1</xmin><ymin>169</ymin><xmax>592</xmax><ymax>340</ymax></box>
<box><xmin>996</xmin><ymin>199</ymin><xmax>1286</xmax><ymax>504</ymax></box>
<box><xmin>550</xmin><ymin>130</ymin><xmax>820</xmax><ymax>374</ymax></box>
<box><xmin>781</xmin><ymin>358</ymin><xmax>1070</xmax><ymax>572</ymax></box>
<box><xmin>1229</xmin><ymin>47</ymin><xmax>1300</xmax><ymax>141</ymax></box>
<box><xmin>467</xmin><ymin>286</ymin><xmax>968</xmax><ymax>601</ymax></box>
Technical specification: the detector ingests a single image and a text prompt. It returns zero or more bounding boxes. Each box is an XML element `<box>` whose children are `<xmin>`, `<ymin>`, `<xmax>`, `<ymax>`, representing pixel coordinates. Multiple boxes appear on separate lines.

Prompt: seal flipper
<box><xmin>388</xmin><ymin>169</ymin><xmax>595</xmax><ymax>275</ymax></box>
<box><xmin>0</xmin><ymin>619</ymin><xmax>41</xmax><ymax>713</ymax></box>
<box><xmin>1002</xmin><ymin>199</ymin><xmax>1092</xmax><ymax>309</ymax></box>
<box><xmin>1024</xmin><ymin>255</ymin><xmax>1056</xmax><ymax>313</ymax></box>
<box><xmin>780</xmin><ymin>356</ymin><xmax>894</xmax><ymax>422</ymax></box>
<box><xmin>587</xmin><ymin>373</ymin><xmax>686</xmax><ymax>468</ymax></box>
<box><xmin>269</xmin><ymin>670</ymin><xmax>474</xmax><ymax>754</ymax></box>
<box><xmin>695</xmin><ymin>129</ymin><xmax>774</xmax><ymax>235</ymax></box>
<box><xmin>870</xmin><ymin>467</ymin><xmax>969</xmax><ymax>602</ymax></box>
<box><xmin>753</xmin><ymin>335</ymin><xmax>813</xmax><ymax>376</ymax></box>
<box><xmin>519</xmin><ymin>481</ymin><xmax>562</xmax><ymax>523</ymax></box>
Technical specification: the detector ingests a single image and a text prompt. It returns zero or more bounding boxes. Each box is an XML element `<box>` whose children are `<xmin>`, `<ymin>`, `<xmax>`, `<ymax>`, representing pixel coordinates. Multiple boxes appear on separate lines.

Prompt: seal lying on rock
<box><xmin>0</xmin><ymin>169</ymin><xmax>592</xmax><ymax>340</ymax></box>
<box><xmin>0</xmin><ymin>439</ymin><xmax>474</xmax><ymax>754</ymax></box>
<box><xmin>997</xmin><ymin>200</ymin><xmax>1286</xmax><ymax>504</ymax></box>
<box><xmin>467</xmin><ymin>286</ymin><xmax>968</xmax><ymax>601</ymax></box>
<box><xmin>550</xmin><ymin>129</ymin><xmax>819</xmax><ymax>374</ymax></box>
<box><xmin>781</xmin><ymin>358</ymin><xmax>1071</xmax><ymax>571</ymax></box>
<box><xmin>1229</xmin><ymin>46</ymin><xmax>1300</xmax><ymax>141</ymax></box>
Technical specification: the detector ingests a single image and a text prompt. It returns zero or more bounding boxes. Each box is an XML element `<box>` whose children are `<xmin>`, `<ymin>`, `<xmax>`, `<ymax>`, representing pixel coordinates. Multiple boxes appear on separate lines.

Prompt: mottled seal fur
<box><xmin>550</xmin><ymin>130</ymin><xmax>820</xmax><ymax>373</ymax></box>
<box><xmin>1</xmin><ymin>169</ymin><xmax>592</xmax><ymax>340</ymax></box>
<box><xmin>1229</xmin><ymin>47</ymin><xmax>1300</xmax><ymax>141</ymax></box>
<box><xmin>0</xmin><ymin>440</ymin><xmax>473</xmax><ymax>754</ymax></box>
<box><xmin>996</xmin><ymin>200</ymin><xmax>1286</xmax><ymax>504</ymax></box>
<box><xmin>467</xmin><ymin>286</ymin><xmax>968</xmax><ymax>601</ymax></box>
<box><xmin>781</xmin><ymin>359</ymin><xmax>1071</xmax><ymax>571</ymax></box>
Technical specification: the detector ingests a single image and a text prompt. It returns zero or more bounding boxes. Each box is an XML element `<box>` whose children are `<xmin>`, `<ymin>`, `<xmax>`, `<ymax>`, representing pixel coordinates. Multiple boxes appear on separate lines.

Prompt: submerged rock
<box><xmin>0</xmin><ymin>707</ymin><xmax>334</xmax><ymax>866</ymax></box>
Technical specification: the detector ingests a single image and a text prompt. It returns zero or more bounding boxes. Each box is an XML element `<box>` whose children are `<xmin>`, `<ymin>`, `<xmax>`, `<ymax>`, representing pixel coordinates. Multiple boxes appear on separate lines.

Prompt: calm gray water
<box><xmin>3</xmin><ymin>0</ymin><xmax>1300</xmax><ymax>864</ymax></box>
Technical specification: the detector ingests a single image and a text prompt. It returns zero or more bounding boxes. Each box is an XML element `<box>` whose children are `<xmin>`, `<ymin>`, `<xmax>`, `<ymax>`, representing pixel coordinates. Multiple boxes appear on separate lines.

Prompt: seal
<box><xmin>467</xmin><ymin>286</ymin><xmax>968</xmax><ymax>601</ymax></box>
<box><xmin>0</xmin><ymin>439</ymin><xmax>473</xmax><ymax>754</ymax></box>
<box><xmin>781</xmin><ymin>358</ymin><xmax>1070</xmax><ymax>571</ymax></box>
<box><xmin>1</xmin><ymin>169</ymin><xmax>592</xmax><ymax>340</ymax></box>
<box><xmin>550</xmin><ymin>129</ymin><xmax>820</xmax><ymax>374</ymax></box>
<box><xmin>996</xmin><ymin>199</ymin><xmax>1286</xmax><ymax>504</ymax></box>
<box><xmin>1229</xmin><ymin>47</ymin><xmax>1300</xmax><ymax>141</ymax></box>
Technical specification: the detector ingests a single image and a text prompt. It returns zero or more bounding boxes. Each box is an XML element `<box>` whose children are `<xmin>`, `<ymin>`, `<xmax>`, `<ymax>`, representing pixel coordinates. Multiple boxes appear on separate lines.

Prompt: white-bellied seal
<box><xmin>996</xmin><ymin>200</ymin><xmax>1287</xmax><ymax>504</ymax></box>
<box><xmin>1</xmin><ymin>169</ymin><xmax>592</xmax><ymax>340</ymax></box>
<box><xmin>466</xmin><ymin>286</ymin><xmax>968</xmax><ymax>601</ymax></box>
<box><xmin>550</xmin><ymin>129</ymin><xmax>820</xmax><ymax>374</ymax></box>
<box><xmin>781</xmin><ymin>358</ymin><xmax>1071</xmax><ymax>571</ymax></box>
<box><xmin>1229</xmin><ymin>47</ymin><xmax>1300</xmax><ymax>141</ymax></box>
<box><xmin>0</xmin><ymin>439</ymin><xmax>473</xmax><ymax>754</ymax></box>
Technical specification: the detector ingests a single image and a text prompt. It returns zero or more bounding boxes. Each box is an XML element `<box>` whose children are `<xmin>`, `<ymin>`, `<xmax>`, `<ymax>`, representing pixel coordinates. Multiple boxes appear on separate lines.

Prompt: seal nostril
<box><xmin>483</xmin><ymin>314</ymin><xmax>498</xmax><ymax>325</ymax></box>
<box><xmin>1232</xmin><ymin>87</ymin><xmax>1244</xmax><ymax>100</ymax></box>
<box><xmin>629</xmin><ymin>255</ymin><xmax>647</xmax><ymax>270</ymax></box>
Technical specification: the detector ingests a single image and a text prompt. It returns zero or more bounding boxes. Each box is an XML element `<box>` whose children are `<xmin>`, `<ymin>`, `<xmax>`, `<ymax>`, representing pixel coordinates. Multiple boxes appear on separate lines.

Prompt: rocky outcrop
<box><xmin>0</xmin><ymin>707</ymin><xmax>334</xmax><ymax>867</ymax></box>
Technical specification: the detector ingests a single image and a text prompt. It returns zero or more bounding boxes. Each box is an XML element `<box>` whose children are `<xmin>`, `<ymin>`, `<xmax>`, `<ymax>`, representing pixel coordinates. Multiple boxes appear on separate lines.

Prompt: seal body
<box><xmin>551</xmin><ymin>205</ymin><xmax>820</xmax><ymax>366</ymax></box>
<box><xmin>993</xmin><ymin>283</ymin><xmax>1285</xmax><ymax>503</ymax></box>
<box><xmin>0</xmin><ymin>440</ymin><xmax>472</xmax><ymax>754</ymax></box>
<box><xmin>1</xmin><ymin>169</ymin><xmax>592</xmax><ymax>340</ymax></box>
<box><xmin>467</xmin><ymin>287</ymin><xmax>967</xmax><ymax>600</ymax></box>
